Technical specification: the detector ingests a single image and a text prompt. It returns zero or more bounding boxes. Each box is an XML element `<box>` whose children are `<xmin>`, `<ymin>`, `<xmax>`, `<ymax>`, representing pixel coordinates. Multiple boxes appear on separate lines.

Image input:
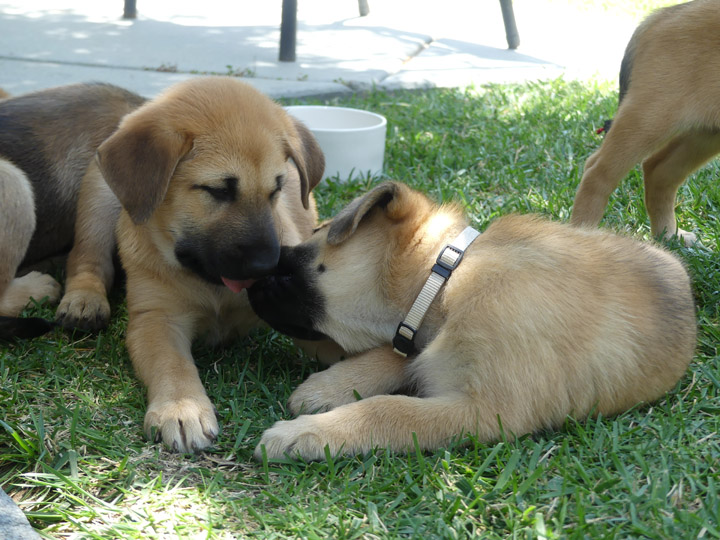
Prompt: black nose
<box><xmin>223</xmin><ymin>241</ymin><xmax>281</xmax><ymax>279</ymax></box>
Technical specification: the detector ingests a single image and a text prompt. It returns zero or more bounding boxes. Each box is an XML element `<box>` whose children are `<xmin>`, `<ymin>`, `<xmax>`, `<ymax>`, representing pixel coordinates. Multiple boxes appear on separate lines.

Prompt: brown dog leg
<box><xmin>127</xmin><ymin>306</ymin><xmax>219</xmax><ymax>452</ymax></box>
<box><xmin>56</xmin><ymin>161</ymin><xmax>121</xmax><ymax>330</ymax></box>
<box><xmin>571</xmin><ymin>106</ymin><xmax>675</xmax><ymax>229</ymax></box>
<box><xmin>642</xmin><ymin>130</ymin><xmax>720</xmax><ymax>245</ymax></box>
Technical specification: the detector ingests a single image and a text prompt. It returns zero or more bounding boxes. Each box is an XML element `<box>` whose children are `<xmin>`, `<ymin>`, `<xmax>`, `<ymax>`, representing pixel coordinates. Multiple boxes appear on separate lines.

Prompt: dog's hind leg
<box><xmin>571</xmin><ymin>103</ymin><xmax>676</xmax><ymax>229</ymax></box>
<box><xmin>56</xmin><ymin>161</ymin><xmax>121</xmax><ymax>330</ymax></box>
<box><xmin>642</xmin><ymin>130</ymin><xmax>720</xmax><ymax>245</ymax></box>
<box><xmin>0</xmin><ymin>159</ymin><xmax>61</xmax><ymax>316</ymax></box>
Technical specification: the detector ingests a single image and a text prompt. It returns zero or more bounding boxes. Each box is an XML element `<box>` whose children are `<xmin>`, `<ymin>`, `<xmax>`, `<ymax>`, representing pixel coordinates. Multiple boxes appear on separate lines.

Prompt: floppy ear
<box><xmin>285</xmin><ymin>118</ymin><xmax>325</xmax><ymax>209</ymax></box>
<box><xmin>97</xmin><ymin>116</ymin><xmax>193</xmax><ymax>224</ymax></box>
<box><xmin>327</xmin><ymin>182</ymin><xmax>412</xmax><ymax>245</ymax></box>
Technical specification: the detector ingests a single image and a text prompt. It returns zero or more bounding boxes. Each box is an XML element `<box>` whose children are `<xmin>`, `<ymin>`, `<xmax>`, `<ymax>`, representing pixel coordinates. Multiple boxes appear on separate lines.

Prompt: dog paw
<box><xmin>288</xmin><ymin>369</ymin><xmax>359</xmax><ymax>415</ymax></box>
<box><xmin>144</xmin><ymin>396</ymin><xmax>220</xmax><ymax>453</ymax></box>
<box><xmin>674</xmin><ymin>228</ymin><xmax>698</xmax><ymax>247</ymax></box>
<box><xmin>55</xmin><ymin>290</ymin><xmax>110</xmax><ymax>331</ymax></box>
<box><xmin>254</xmin><ymin>416</ymin><xmax>331</xmax><ymax>461</ymax></box>
<box><xmin>0</xmin><ymin>272</ymin><xmax>61</xmax><ymax>315</ymax></box>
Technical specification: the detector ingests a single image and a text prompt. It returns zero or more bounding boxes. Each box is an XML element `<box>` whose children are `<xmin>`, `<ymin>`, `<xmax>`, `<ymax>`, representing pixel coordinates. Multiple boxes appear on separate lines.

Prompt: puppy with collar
<box><xmin>571</xmin><ymin>0</ymin><xmax>720</xmax><ymax>245</ymax></box>
<box><xmin>248</xmin><ymin>182</ymin><xmax>696</xmax><ymax>460</ymax></box>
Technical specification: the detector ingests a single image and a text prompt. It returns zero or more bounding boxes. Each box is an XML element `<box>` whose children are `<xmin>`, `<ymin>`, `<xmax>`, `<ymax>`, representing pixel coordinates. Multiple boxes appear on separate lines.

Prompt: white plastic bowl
<box><xmin>285</xmin><ymin>105</ymin><xmax>387</xmax><ymax>182</ymax></box>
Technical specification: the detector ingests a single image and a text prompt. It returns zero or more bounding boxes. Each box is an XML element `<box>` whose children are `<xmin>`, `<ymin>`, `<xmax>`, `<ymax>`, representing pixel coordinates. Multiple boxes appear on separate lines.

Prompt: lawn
<box><xmin>2</xmin><ymin>78</ymin><xmax>719</xmax><ymax>538</ymax></box>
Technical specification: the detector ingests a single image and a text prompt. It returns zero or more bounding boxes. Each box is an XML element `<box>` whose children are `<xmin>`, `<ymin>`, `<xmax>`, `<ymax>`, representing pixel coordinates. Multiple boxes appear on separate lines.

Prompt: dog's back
<box><xmin>0</xmin><ymin>83</ymin><xmax>145</xmax><ymax>264</ymax></box>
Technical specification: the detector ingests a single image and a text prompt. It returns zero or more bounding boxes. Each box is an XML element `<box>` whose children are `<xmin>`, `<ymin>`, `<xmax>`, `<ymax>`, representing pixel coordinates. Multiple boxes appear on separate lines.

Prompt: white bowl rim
<box><xmin>284</xmin><ymin>105</ymin><xmax>387</xmax><ymax>133</ymax></box>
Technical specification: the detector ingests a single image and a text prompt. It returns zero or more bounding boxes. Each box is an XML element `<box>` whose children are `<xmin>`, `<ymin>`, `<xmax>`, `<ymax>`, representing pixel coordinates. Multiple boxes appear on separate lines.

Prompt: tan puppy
<box><xmin>97</xmin><ymin>77</ymin><xmax>326</xmax><ymax>452</ymax></box>
<box><xmin>248</xmin><ymin>182</ymin><xmax>696</xmax><ymax>460</ymax></box>
<box><xmin>571</xmin><ymin>0</ymin><xmax>720</xmax><ymax>245</ymax></box>
<box><xmin>0</xmin><ymin>83</ymin><xmax>145</xmax><ymax>337</ymax></box>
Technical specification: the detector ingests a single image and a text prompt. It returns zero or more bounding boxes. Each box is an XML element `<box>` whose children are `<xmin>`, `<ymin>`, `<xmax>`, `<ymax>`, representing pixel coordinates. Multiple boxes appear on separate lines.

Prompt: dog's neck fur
<box><xmin>383</xmin><ymin>198</ymin><xmax>469</xmax><ymax>351</ymax></box>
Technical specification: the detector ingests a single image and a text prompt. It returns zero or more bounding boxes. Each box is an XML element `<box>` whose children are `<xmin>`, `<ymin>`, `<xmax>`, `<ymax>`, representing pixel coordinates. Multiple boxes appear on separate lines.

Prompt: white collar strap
<box><xmin>392</xmin><ymin>226</ymin><xmax>480</xmax><ymax>357</ymax></box>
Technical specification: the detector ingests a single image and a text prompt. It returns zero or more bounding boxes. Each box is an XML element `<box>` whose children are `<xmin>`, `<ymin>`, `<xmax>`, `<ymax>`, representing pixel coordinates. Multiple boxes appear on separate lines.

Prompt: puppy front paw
<box><xmin>674</xmin><ymin>228</ymin><xmax>698</xmax><ymax>247</ymax></box>
<box><xmin>145</xmin><ymin>396</ymin><xmax>219</xmax><ymax>453</ymax></box>
<box><xmin>288</xmin><ymin>369</ymin><xmax>360</xmax><ymax>415</ymax></box>
<box><xmin>254</xmin><ymin>416</ymin><xmax>332</xmax><ymax>461</ymax></box>
<box><xmin>55</xmin><ymin>289</ymin><xmax>110</xmax><ymax>331</ymax></box>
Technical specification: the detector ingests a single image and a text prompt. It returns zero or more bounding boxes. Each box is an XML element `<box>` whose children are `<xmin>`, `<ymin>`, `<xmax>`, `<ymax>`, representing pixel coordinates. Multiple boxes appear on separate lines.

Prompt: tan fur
<box><xmin>571</xmin><ymin>0</ymin><xmax>720</xmax><ymax>245</ymax></box>
<box><xmin>0</xmin><ymin>83</ymin><xmax>144</xmax><ymax>327</ymax></box>
<box><xmin>254</xmin><ymin>182</ymin><xmax>696</xmax><ymax>460</ymax></box>
<box><xmin>0</xmin><ymin>158</ymin><xmax>62</xmax><ymax>315</ymax></box>
<box><xmin>97</xmin><ymin>77</ymin><xmax>326</xmax><ymax>452</ymax></box>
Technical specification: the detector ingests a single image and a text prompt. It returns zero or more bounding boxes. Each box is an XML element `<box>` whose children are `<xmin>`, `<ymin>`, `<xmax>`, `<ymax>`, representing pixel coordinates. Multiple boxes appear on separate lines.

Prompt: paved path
<box><xmin>0</xmin><ymin>0</ymin><xmax>640</xmax><ymax>98</ymax></box>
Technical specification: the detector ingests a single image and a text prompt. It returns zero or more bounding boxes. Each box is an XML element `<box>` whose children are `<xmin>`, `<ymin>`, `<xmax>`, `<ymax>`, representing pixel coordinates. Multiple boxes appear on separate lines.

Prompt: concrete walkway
<box><xmin>0</xmin><ymin>0</ymin><xmax>641</xmax><ymax>99</ymax></box>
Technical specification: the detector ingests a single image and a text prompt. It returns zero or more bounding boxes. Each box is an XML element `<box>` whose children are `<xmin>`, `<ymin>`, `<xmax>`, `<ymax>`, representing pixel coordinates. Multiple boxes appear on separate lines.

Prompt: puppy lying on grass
<box><xmin>248</xmin><ymin>182</ymin><xmax>696</xmax><ymax>461</ymax></box>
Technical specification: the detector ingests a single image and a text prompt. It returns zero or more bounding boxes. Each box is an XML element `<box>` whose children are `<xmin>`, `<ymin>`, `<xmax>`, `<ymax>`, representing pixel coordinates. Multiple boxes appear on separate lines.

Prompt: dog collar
<box><xmin>392</xmin><ymin>226</ymin><xmax>480</xmax><ymax>357</ymax></box>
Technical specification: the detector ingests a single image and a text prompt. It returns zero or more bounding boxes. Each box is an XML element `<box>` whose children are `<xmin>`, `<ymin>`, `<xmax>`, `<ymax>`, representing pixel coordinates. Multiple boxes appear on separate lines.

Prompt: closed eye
<box><xmin>193</xmin><ymin>176</ymin><xmax>238</xmax><ymax>202</ymax></box>
<box><xmin>270</xmin><ymin>175</ymin><xmax>285</xmax><ymax>200</ymax></box>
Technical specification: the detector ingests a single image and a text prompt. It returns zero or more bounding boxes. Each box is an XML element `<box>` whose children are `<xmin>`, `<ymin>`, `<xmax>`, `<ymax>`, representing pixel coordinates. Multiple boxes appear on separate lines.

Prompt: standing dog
<box><xmin>0</xmin><ymin>83</ymin><xmax>145</xmax><ymax>337</ymax></box>
<box><xmin>96</xmin><ymin>77</ymin><xmax>326</xmax><ymax>452</ymax></box>
<box><xmin>571</xmin><ymin>0</ymin><xmax>720</xmax><ymax>245</ymax></box>
<box><xmin>248</xmin><ymin>182</ymin><xmax>696</xmax><ymax>460</ymax></box>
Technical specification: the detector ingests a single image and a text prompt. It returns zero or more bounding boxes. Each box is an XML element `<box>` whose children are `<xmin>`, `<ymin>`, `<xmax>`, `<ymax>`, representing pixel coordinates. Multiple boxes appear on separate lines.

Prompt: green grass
<box><xmin>2</xmin><ymin>77</ymin><xmax>719</xmax><ymax>538</ymax></box>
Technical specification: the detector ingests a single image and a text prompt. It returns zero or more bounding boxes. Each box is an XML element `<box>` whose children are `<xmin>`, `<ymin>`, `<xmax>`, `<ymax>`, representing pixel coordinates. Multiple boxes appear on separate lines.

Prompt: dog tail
<box><xmin>595</xmin><ymin>52</ymin><xmax>628</xmax><ymax>134</ymax></box>
<box><xmin>617</xmin><ymin>30</ymin><xmax>636</xmax><ymax>108</ymax></box>
<box><xmin>0</xmin><ymin>315</ymin><xmax>56</xmax><ymax>340</ymax></box>
<box><xmin>597</xmin><ymin>13</ymin><xmax>639</xmax><ymax>136</ymax></box>
<box><xmin>595</xmin><ymin>40</ymin><xmax>632</xmax><ymax>135</ymax></box>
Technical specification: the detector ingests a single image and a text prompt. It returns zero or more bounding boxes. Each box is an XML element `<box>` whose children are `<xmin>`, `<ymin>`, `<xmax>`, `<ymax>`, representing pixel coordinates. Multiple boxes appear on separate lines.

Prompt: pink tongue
<box><xmin>221</xmin><ymin>277</ymin><xmax>256</xmax><ymax>293</ymax></box>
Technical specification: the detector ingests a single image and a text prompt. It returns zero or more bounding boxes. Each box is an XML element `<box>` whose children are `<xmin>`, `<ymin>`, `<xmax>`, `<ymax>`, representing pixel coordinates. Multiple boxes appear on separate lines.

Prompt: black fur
<box><xmin>247</xmin><ymin>244</ymin><xmax>327</xmax><ymax>340</ymax></box>
<box><xmin>0</xmin><ymin>316</ymin><xmax>55</xmax><ymax>340</ymax></box>
<box><xmin>174</xmin><ymin>212</ymin><xmax>281</xmax><ymax>285</ymax></box>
